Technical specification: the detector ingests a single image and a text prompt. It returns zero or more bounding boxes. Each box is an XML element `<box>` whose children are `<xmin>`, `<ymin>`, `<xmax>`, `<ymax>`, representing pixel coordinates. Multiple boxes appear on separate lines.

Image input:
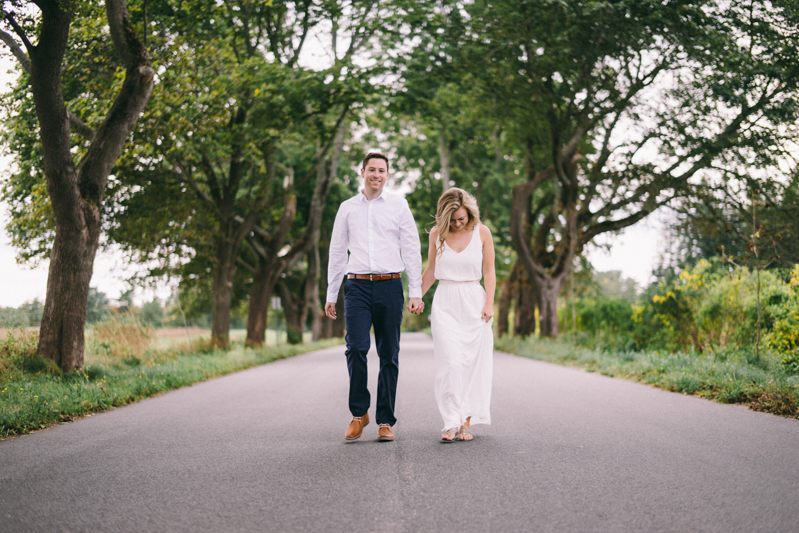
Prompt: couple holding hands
<box><xmin>324</xmin><ymin>152</ymin><xmax>495</xmax><ymax>443</ymax></box>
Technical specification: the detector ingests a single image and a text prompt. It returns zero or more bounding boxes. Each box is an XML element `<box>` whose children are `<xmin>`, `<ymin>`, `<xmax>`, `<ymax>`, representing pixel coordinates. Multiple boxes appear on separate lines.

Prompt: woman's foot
<box><xmin>458</xmin><ymin>417</ymin><xmax>473</xmax><ymax>441</ymax></box>
<box><xmin>441</xmin><ymin>428</ymin><xmax>458</xmax><ymax>443</ymax></box>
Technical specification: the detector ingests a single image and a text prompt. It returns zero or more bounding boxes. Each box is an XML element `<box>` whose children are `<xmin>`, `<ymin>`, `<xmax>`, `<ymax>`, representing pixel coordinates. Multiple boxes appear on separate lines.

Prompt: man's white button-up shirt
<box><xmin>326</xmin><ymin>189</ymin><xmax>422</xmax><ymax>303</ymax></box>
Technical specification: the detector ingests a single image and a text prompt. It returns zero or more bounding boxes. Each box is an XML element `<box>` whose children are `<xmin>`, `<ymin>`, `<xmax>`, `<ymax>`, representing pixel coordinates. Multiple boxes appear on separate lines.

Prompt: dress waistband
<box><xmin>438</xmin><ymin>279</ymin><xmax>480</xmax><ymax>285</ymax></box>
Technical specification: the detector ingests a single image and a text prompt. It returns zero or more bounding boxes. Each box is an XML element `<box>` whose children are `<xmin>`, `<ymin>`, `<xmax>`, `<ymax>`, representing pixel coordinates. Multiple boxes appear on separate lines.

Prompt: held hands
<box><xmin>481</xmin><ymin>303</ymin><xmax>494</xmax><ymax>323</ymax></box>
<box><xmin>407</xmin><ymin>297</ymin><xmax>424</xmax><ymax>315</ymax></box>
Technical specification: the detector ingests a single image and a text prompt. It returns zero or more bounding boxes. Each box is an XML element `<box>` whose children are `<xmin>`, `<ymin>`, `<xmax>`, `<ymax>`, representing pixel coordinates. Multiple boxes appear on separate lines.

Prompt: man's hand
<box><xmin>407</xmin><ymin>297</ymin><xmax>424</xmax><ymax>315</ymax></box>
<box><xmin>325</xmin><ymin>302</ymin><xmax>337</xmax><ymax>320</ymax></box>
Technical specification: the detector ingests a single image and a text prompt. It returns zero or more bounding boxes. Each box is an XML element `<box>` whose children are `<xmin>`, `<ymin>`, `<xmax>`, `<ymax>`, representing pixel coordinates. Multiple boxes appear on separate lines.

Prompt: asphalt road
<box><xmin>2</xmin><ymin>332</ymin><xmax>798</xmax><ymax>532</ymax></box>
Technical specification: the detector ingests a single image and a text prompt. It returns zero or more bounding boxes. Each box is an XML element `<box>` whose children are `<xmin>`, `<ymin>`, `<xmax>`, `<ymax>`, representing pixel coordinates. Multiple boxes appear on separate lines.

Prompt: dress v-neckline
<box><xmin>444</xmin><ymin>225</ymin><xmax>478</xmax><ymax>254</ymax></box>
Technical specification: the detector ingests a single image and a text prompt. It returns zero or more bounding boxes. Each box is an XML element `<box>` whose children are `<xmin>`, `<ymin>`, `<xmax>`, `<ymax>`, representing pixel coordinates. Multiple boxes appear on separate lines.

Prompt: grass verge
<box><xmin>495</xmin><ymin>336</ymin><xmax>799</xmax><ymax>419</ymax></box>
<box><xmin>1</xmin><ymin>333</ymin><xmax>343</xmax><ymax>439</ymax></box>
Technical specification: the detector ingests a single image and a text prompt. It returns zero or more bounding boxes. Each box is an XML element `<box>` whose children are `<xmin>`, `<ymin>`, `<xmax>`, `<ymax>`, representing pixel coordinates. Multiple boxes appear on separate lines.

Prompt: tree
<box><xmin>104</xmin><ymin>0</ymin><xmax>385</xmax><ymax>347</ymax></box>
<box><xmin>671</xmin><ymin>174</ymin><xmax>799</xmax><ymax>270</ymax></box>
<box><xmin>451</xmin><ymin>0</ymin><xmax>799</xmax><ymax>337</ymax></box>
<box><xmin>0</xmin><ymin>0</ymin><xmax>154</xmax><ymax>369</ymax></box>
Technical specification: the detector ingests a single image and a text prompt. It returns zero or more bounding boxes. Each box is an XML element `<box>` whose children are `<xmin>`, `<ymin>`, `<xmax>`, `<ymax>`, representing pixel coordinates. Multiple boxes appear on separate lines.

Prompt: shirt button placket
<box><xmin>367</xmin><ymin>201</ymin><xmax>376</xmax><ymax>272</ymax></box>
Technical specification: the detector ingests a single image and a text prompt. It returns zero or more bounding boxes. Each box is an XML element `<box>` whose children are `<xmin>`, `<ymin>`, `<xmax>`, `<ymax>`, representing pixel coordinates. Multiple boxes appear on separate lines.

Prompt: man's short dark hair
<box><xmin>362</xmin><ymin>152</ymin><xmax>390</xmax><ymax>172</ymax></box>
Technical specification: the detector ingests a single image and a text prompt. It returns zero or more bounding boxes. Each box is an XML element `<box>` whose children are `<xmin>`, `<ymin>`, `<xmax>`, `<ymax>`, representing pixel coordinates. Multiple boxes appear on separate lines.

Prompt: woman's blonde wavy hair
<box><xmin>433</xmin><ymin>188</ymin><xmax>481</xmax><ymax>257</ymax></box>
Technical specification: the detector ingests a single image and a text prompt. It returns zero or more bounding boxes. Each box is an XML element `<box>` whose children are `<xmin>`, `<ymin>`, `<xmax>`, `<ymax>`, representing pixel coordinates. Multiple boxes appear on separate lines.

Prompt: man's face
<box><xmin>361</xmin><ymin>158</ymin><xmax>388</xmax><ymax>194</ymax></box>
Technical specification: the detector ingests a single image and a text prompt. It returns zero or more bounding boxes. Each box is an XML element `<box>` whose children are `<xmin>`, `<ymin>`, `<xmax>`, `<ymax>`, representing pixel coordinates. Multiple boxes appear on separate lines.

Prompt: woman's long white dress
<box><xmin>431</xmin><ymin>224</ymin><xmax>493</xmax><ymax>431</ymax></box>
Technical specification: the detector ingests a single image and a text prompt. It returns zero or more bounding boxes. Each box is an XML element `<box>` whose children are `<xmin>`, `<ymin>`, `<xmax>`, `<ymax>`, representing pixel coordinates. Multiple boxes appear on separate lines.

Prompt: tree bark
<box><xmin>496</xmin><ymin>261</ymin><xmax>518</xmax><ymax>336</ymax></box>
<box><xmin>306</xmin><ymin>246</ymin><xmax>323</xmax><ymax>341</ymax></box>
<box><xmin>245</xmin><ymin>111</ymin><xmax>346</xmax><ymax>345</ymax></box>
<box><xmin>439</xmin><ymin>126</ymin><xmax>451</xmax><ymax>193</ymax></box>
<box><xmin>509</xmin><ymin>159</ymin><xmax>578</xmax><ymax>338</ymax></box>
<box><xmin>278</xmin><ymin>281</ymin><xmax>304</xmax><ymax>344</ymax></box>
<box><xmin>210</xmin><ymin>234</ymin><xmax>238</xmax><ymax>347</ymax></box>
<box><xmin>536</xmin><ymin>273</ymin><xmax>565</xmax><ymax>338</ymax></box>
<box><xmin>11</xmin><ymin>0</ymin><xmax>154</xmax><ymax>370</ymax></box>
<box><xmin>245</xmin><ymin>192</ymin><xmax>297</xmax><ymax>345</ymax></box>
<box><xmin>514</xmin><ymin>264</ymin><xmax>538</xmax><ymax>338</ymax></box>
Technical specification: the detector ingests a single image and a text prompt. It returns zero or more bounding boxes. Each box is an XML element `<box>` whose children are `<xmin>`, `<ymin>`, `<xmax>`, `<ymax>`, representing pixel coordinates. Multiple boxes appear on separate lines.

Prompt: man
<box><xmin>325</xmin><ymin>152</ymin><xmax>423</xmax><ymax>442</ymax></box>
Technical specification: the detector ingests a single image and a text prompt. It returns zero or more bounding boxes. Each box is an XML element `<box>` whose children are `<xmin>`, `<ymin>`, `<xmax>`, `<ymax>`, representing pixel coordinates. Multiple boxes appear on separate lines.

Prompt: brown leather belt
<box><xmin>348</xmin><ymin>273</ymin><xmax>401</xmax><ymax>281</ymax></box>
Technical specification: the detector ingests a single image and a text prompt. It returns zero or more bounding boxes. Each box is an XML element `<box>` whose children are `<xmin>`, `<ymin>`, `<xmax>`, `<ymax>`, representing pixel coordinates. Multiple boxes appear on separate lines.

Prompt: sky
<box><xmin>0</xmin><ymin>33</ymin><xmax>665</xmax><ymax>309</ymax></box>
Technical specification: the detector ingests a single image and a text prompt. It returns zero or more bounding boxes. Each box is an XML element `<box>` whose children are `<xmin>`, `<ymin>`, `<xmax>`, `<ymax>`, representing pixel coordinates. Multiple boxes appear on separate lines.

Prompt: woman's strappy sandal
<box><xmin>441</xmin><ymin>427</ymin><xmax>458</xmax><ymax>443</ymax></box>
<box><xmin>457</xmin><ymin>425</ymin><xmax>473</xmax><ymax>441</ymax></box>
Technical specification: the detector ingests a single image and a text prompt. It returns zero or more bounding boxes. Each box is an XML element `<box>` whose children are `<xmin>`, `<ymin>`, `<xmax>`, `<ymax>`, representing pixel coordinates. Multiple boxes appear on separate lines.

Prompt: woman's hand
<box><xmin>481</xmin><ymin>303</ymin><xmax>494</xmax><ymax>323</ymax></box>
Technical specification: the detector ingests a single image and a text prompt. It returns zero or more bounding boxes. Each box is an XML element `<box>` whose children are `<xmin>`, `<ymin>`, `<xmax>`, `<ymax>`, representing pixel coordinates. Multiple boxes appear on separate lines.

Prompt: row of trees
<box><xmin>2</xmin><ymin>0</ymin><xmax>799</xmax><ymax>370</ymax></box>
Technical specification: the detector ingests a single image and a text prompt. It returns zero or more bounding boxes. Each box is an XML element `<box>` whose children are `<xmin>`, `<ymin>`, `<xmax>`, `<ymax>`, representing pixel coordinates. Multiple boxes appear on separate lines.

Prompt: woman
<box><xmin>419</xmin><ymin>188</ymin><xmax>495</xmax><ymax>442</ymax></box>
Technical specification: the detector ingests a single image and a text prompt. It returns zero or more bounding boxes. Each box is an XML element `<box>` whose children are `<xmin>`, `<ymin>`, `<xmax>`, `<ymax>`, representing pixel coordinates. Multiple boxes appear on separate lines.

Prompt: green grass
<box><xmin>495</xmin><ymin>336</ymin><xmax>799</xmax><ymax>419</ymax></box>
<box><xmin>0</xmin><ymin>334</ymin><xmax>343</xmax><ymax>439</ymax></box>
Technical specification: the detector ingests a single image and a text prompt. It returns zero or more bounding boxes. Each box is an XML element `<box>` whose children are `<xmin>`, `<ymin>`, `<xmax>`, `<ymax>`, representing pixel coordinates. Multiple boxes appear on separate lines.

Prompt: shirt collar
<box><xmin>359</xmin><ymin>188</ymin><xmax>387</xmax><ymax>202</ymax></box>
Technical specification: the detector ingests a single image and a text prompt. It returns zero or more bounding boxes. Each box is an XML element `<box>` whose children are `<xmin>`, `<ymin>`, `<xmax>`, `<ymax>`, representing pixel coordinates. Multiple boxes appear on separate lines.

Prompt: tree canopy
<box><xmin>3</xmin><ymin>0</ymin><xmax>799</xmax><ymax>353</ymax></box>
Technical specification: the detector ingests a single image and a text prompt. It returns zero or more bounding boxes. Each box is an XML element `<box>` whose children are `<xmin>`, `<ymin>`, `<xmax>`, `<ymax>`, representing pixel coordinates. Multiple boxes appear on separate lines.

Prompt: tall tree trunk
<box><xmin>509</xmin><ymin>159</ymin><xmax>579</xmax><ymax>339</ymax></box>
<box><xmin>496</xmin><ymin>261</ymin><xmax>519</xmax><ymax>336</ymax></box>
<box><xmin>514</xmin><ymin>265</ymin><xmax>538</xmax><ymax>337</ymax></box>
<box><xmin>536</xmin><ymin>273</ymin><xmax>566</xmax><ymax>338</ymax></box>
<box><xmin>278</xmin><ymin>281</ymin><xmax>304</xmax><ymax>345</ymax></box>
<box><xmin>38</xmin><ymin>218</ymin><xmax>99</xmax><ymax>371</ymax></box>
<box><xmin>245</xmin><ymin>111</ymin><xmax>346</xmax><ymax>345</ymax></box>
<box><xmin>307</xmin><ymin>246</ymin><xmax>323</xmax><ymax>341</ymax></box>
<box><xmin>246</xmin><ymin>257</ymin><xmax>282</xmax><ymax>346</ymax></box>
<box><xmin>320</xmin><ymin>281</ymin><xmax>345</xmax><ymax>339</ymax></box>
<box><xmin>9</xmin><ymin>0</ymin><xmax>154</xmax><ymax>370</ymax></box>
<box><xmin>245</xmin><ymin>192</ymin><xmax>297</xmax><ymax>346</ymax></box>
<box><xmin>211</xmin><ymin>236</ymin><xmax>238</xmax><ymax>347</ymax></box>
<box><xmin>439</xmin><ymin>126</ymin><xmax>451</xmax><ymax>193</ymax></box>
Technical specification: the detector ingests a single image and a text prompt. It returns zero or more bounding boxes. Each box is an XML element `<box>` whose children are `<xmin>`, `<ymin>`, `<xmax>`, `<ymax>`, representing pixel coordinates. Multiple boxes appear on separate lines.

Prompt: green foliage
<box><xmin>561</xmin><ymin>297</ymin><xmax>639</xmax><ymax>351</ymax></box>
<box><xmin>139</xmin><ymin>300</ymin><xmax>165</xmax><ymax>328</ymax></box>
<box><xmin>86</xmin><ymin>288</ymin><xmax>110</xmax><ymax>324</ymax></box>
<box><xmin>0</xmin><ymin>299</ymin><xmax>43</xmax><ymax>328</ymax></box>
<box><xmin>766</xmin><ymin>266</ymin><xmax>799</xmax><ymax>371</ymax></box>
<box><xmin>567</xmin><ymin>260</ymin><xmax>799</xmax><ymax>373</ymax></box>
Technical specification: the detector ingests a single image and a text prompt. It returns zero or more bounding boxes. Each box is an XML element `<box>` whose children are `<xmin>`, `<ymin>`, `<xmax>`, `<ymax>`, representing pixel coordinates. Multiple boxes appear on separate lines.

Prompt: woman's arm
<box><xmin>481</xmin><ymin>224</ymin><xmax>496</xmax><ymax>322</ymax></box>
<box><xmin>420</xmin><ymin>227</ymin><xmax>439</xmax><ymax>298</ymax></box>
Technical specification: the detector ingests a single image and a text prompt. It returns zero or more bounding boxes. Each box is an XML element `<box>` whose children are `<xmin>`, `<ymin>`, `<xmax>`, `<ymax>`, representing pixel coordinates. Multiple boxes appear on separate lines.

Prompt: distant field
<box><xmin>0</xmin><ymin>328</ymin><xmax>37</xmax><ymax>339</ymax></box>
<box><xmin>152</xmin><ymin>328</ymin><xmax>308</xmax><ymax>349</ymax></box>
<box><xmin>1</xmin><ymin>327</ymin><xmax>309</xmax><ymax>348</ymax></box>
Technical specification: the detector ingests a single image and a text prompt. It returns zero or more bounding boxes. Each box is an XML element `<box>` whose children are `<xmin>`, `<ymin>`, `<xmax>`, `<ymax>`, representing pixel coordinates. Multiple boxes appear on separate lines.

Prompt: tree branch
<box><xmin>2</xmin><ymin>10</ymin><xmax>33</xmax><ymax>54</ymax></box>
<box><xmin>0</xmin><ymin>26</ymin><xmax>30</xmax><ymax>71</ymax></box>
<box><xmin>106</xmin><ymin>0</ymin><xmax>149</xmax><ymax>69</ymax></box>
<box><xmin>0</xmin><ymin>26</ymin><xmax>96</xmax><ymax>142</ymax></box>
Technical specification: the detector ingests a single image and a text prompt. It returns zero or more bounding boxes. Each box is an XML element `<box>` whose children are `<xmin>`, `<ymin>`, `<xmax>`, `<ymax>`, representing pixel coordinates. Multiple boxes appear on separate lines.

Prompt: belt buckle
<box><xmin>369</xmin><ymin>274</ymin><xmax>374</xmax><ymax>281</ymax></box>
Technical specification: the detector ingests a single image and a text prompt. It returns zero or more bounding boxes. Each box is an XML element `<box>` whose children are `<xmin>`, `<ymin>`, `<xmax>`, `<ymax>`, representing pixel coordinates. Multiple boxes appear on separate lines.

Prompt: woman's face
<box><xmin>449</xmin><ymin>207</ymin><xmax>469</xmax><ymax>232</ymax></box>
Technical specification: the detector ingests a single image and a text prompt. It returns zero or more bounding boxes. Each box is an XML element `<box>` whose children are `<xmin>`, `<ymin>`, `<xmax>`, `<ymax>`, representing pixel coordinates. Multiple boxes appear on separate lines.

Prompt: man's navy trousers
<box><xmin>343</xmin><ymin>277</ymin><xmax>403</xmax><ymax>426</ymax></box>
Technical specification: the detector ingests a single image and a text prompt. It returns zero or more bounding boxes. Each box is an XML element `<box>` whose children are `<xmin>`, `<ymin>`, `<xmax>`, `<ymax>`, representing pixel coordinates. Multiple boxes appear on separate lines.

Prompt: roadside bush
<box><xmin>764</xmin><ymin>266</ymin><xmax>799</xmax><ymax>372</ymax></box>
<box><xmin>559</xmin><ymin>297</ymin><xmax>638</xmax><ymax>350</ymax></box>
<box><xmin>562</xmin><ymin>261</ymin><xmax>799</xmax><ymax>370</ymax></box>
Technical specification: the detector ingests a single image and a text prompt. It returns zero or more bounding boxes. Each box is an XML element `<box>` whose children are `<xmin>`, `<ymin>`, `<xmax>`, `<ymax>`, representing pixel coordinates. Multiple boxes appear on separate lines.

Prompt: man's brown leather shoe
<box><xmin>344</xmin><ymin>413</ymin><xmax>369</xmax><ymax>440</ymax></box>
<box><xmin>377</xmin><ymin>423</ymin><xmax>395</xmax><ymax>441</ymax></box>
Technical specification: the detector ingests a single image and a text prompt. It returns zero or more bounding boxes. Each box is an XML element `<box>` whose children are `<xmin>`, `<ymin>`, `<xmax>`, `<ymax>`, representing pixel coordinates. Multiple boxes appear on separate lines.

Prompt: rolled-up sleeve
<box><xmin>398</xmin><ymin>200</ymin><xmax>423</xmax><ymax>298</ymax></box>
<box><xmin>326</xmin><ymin>205</ymin><xmax>349</xmax><ymax>303</ymax></box>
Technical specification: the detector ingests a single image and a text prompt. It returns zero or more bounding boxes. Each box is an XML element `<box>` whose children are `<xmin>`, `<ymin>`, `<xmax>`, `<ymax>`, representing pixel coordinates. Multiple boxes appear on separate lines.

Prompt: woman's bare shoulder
<box><xmin>429</xmin><ymin>226</ymin><xmax>440</xmax><ymax>239</ymax></box>
<box><xmin>479</xmin><ymin>223</ymin><xmax>492</xmax><ymax>240</ymax></box>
